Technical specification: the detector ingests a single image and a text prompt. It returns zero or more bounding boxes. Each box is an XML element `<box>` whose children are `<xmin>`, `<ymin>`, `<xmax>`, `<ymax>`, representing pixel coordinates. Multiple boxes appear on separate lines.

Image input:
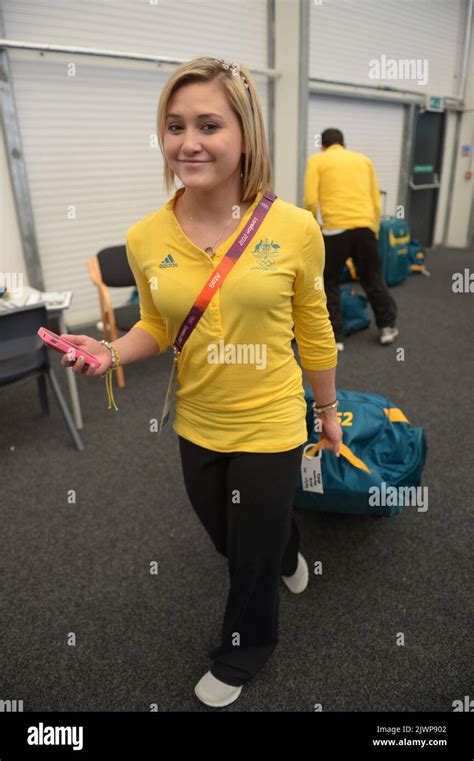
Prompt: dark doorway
<box><xmin>408</xmin><ymin>108</ymin><xmax>445</xmax><ymax>247</ymax></box>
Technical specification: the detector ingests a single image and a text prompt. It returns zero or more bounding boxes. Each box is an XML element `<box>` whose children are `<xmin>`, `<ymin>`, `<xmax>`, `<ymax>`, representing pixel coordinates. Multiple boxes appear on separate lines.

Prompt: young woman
<box><xmin>60</xmin><ymin>57</ymin><xmax>342</xmax><ymax>708</ymax></box>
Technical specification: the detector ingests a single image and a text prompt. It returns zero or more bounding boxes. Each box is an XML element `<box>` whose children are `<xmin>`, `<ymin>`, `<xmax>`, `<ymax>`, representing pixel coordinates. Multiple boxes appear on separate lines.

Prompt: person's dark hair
<box><xmin>321</xmin><ymin>128</ymin><xmax>344</xmax><ymax>148</ymax></box>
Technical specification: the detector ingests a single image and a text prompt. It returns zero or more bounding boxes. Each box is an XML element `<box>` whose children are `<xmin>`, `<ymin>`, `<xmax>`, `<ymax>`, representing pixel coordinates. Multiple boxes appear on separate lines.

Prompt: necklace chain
<box><xmin>182</xmin><ymin>190</ymin><xmax>235</xmax><ymax>257</ymax></box>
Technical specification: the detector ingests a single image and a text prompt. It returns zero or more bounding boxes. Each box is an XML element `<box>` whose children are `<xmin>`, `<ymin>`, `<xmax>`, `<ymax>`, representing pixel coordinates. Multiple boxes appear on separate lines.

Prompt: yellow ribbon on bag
<box><xmin>304</xmin><ymin>438</ymin><xmax>371</xmax><ymax>473</ymax></box>
<box><xmin>103</xmin><ymin>367</ymin><xmax>119</xmax><ymax>411</ymax></box>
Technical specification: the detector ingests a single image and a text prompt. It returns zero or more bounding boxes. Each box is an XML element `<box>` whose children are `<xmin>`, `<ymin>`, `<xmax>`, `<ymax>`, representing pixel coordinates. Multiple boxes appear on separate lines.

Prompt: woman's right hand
<box><xmin>319</xmin><ymin>408</ymin><xmax>343</xmax><ymax>457</ymax></box>
<box><xmin>59</xmin><ymin>334</ymin><xmax>113</xmax><ymax>376</ymax></box>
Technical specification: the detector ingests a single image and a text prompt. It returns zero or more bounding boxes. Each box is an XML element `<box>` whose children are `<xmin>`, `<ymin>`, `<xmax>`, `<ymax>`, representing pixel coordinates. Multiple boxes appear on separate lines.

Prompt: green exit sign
<box><xmin>426</xmin><ymin>96</ymin><xmax>445</xmax><ymax>112</ymax></box>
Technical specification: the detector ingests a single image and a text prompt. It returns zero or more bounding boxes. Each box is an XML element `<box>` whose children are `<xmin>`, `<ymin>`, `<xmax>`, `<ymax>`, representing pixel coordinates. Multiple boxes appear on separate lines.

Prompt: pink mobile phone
<box><xmin>37</xmin><ymin>327</ymin><xmax>102</xmax><ymax>369</ymax></box>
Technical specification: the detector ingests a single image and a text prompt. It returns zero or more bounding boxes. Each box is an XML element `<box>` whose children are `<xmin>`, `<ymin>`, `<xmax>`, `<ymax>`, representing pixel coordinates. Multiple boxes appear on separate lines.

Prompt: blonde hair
<box><xmin>156</xmin><ymin>56</ymin><xmax>273</xmax><ymax>204</ymax></box>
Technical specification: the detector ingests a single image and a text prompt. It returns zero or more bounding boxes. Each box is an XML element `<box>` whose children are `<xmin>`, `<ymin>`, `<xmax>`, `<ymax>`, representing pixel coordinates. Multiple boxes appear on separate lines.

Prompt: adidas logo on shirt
<box><xmin>159</xmin><ymin>254</ymin><xmax>178</xmax><ymax>268</ymax></box>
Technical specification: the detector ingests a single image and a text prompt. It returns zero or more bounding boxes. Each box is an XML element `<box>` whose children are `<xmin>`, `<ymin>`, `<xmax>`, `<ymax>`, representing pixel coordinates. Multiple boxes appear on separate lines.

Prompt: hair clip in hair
<box><xmin>216</xmin><ymin>58</ymin><xmax>249</xmax><ymax>89</ymax></box>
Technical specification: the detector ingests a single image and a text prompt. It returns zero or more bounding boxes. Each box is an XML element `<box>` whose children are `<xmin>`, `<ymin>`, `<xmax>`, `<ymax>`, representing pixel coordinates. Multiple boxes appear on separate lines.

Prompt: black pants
<box><xmin>323</xmin><ymin>227</ymin><xmax>397</xmax><ymax>342</ymax></box>
<box><xmin>178</xmin><ymin>435</ymin><xmax>305</xmax><ymax>687</ymax></box>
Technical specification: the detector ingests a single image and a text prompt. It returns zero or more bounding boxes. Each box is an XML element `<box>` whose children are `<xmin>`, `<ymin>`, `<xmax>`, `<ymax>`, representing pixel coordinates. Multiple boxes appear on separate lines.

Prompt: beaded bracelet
<box><xmin>313</xmin><ymin>399</ymin><xmax>339</xmax><ymax>415</ymax></box>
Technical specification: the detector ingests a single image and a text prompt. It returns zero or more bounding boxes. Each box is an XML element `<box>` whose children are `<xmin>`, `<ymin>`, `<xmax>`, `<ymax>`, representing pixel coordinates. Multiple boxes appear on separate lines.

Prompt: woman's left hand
<box><xmin>319</xmin><ymin>409</ymin><xmax>343</xmax><ymax>457</ymax></box>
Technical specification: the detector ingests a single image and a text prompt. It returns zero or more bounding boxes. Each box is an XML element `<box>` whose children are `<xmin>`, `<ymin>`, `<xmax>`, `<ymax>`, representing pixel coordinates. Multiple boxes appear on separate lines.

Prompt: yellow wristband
<box><xmin>99</xmin><ymin>341</ymin><xmax>120</xmax><ymax>411</ymax></box>
<box><xmin>104</xmin><ymin>368</ymin><xmax>119</xmax><ymax>411</ymax></box>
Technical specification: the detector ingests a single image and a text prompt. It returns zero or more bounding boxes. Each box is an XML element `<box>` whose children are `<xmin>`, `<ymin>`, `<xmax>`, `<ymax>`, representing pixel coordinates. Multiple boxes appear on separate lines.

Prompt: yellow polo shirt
<box><xmin>304</xmin><ymin>144</ymin><xmax>381</xmax><ymax>234</ymax></box>
<box><xmin>125</xmin><ymin>186</ymin><xmax>337</xmax><ymax>453</ymax></box>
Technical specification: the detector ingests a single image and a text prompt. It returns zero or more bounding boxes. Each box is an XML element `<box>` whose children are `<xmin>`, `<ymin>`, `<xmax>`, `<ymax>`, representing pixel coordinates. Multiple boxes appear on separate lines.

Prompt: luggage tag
<box><xmin>301</xmin><ymin>443</ymin><xmax>324</xmax><ymax>493</ymax></box>
<box><xmin>159</xmin><ymin>348</ymin><xmax>180</xmax><ymax>434</ymax></box>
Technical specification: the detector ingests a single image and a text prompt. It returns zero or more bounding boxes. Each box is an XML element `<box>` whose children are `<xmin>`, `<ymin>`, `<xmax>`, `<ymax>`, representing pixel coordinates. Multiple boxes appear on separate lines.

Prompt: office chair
<box><xmin>0</xmin><ymin>305</ymin><xmax>84</xmax><ymax>451</ymax></box>
<box><xmin>88</xmin><ymin>245</ymin><xmax>140</xmax><ymax>389</ymax></box>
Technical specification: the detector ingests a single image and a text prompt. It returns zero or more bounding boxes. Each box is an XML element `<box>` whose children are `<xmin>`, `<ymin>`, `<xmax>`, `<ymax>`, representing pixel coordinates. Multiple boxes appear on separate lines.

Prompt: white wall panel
<box><xmin>309</xmin><ymin>0</ymin><xmax>465</xmax><ymax>98</ymax></box>
<box><xmin>3</xmin><ymin>0</ymin><xmax>270</xmax><ymax>327</ymax></box>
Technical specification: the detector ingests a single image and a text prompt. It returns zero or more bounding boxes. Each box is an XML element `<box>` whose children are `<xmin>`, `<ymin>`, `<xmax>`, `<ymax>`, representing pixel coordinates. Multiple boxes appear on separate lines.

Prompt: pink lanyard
<box><xmin>173</xmin><ymin>191</ymin><xmax>277</xmax><ymax>357</ymax></box>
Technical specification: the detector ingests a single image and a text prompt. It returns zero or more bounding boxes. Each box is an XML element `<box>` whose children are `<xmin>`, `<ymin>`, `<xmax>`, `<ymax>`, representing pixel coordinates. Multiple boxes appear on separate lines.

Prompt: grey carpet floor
<box><xmin>1</xmin><ymin>246</ymin><xmax>472</xmax><ymax>712</ymax></box>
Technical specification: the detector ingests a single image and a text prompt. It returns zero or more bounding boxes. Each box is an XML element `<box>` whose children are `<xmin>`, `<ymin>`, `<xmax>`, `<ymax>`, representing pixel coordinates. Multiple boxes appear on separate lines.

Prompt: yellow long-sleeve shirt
<box><xmin>125</xmin><ymin>186</ymin><xmax>337</xmax><ymax>453</ymax></box>
<box><xmin>304</xmin><ymin>144</ymin><xmax>381</xmax><ymax>234</ymax></box>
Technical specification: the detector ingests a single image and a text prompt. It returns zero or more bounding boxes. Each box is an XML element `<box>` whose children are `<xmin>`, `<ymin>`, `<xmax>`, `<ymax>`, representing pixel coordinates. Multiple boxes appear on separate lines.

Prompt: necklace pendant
<box><xmin>205</xmin><ymin>246</ymin><xmax>215</xmax><ymax>257</ymax></box>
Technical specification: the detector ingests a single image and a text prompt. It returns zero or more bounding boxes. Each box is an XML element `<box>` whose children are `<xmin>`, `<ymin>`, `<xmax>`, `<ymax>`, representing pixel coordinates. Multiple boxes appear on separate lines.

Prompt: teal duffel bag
<box><xmin>294</xmin><ymin>388</ymin><xmax>428</xmax><ymax>517</ymax></box>
<box><xmin>407</xmin><ymin>239</ymin><xmax>430</xmax><ymax>277</ymax></box>
<box><xmin>340</xmin><ymin>284</ymin><xmax>370</xmax><ymax>335</ymax></box>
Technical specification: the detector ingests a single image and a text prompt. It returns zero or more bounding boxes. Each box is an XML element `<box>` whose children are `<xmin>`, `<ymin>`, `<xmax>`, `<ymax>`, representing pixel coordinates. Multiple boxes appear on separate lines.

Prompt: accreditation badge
<box><xmin>159</xmin><ymin>350</ymin><xmax>179</xmax><ymax>434</ymax></box>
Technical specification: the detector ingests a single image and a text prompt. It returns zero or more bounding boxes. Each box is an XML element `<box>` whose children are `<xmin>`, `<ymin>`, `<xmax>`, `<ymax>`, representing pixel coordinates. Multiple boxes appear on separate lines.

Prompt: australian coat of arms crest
<box><xmin>250</xmin><ymin>238</ymin><xmax>281</xmax><ymax>270</ymax></box>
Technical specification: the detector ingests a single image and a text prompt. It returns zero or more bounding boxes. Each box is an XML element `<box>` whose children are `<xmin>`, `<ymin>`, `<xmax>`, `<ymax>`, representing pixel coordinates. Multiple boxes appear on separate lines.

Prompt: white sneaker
<box><xmin>335</xmin><ymin>342</ymin><xmax>344</xmax><ymax>351</ymax></box>
<box><xmin>281</xmin><ymin>552</ymin><xmax>309</xmax><ymax>594</ymax></box>
<box><xmin>380</xmin><ymin>326</ymin><xmax>399</xmax><ymax>345</ymax></box>
<box><xmin>194</xmin><ymin>671</ymin><xmax>243</xmax><ymax>708</ymax></box>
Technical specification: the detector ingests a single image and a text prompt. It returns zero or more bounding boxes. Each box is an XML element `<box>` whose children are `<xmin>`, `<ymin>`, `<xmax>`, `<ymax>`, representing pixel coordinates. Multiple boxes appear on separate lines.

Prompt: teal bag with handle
<box><xmin>377</xmin><ymin>189</ymin><xmax>410</xmax><ymax>287</ymax></box>
<box><xmin>340</xmin><ymin>284</ymin><xmax>370</xmax><ymax>335</ymax></box>
<box><xmin>378</xmin><ymin>218</ymin><xmax>410</xmax><ymax>286</ymax></box>
<box><xmin>294</xmin><ymin>388</ymin><xmax>428</xmax><ymax>517</ymax></box>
